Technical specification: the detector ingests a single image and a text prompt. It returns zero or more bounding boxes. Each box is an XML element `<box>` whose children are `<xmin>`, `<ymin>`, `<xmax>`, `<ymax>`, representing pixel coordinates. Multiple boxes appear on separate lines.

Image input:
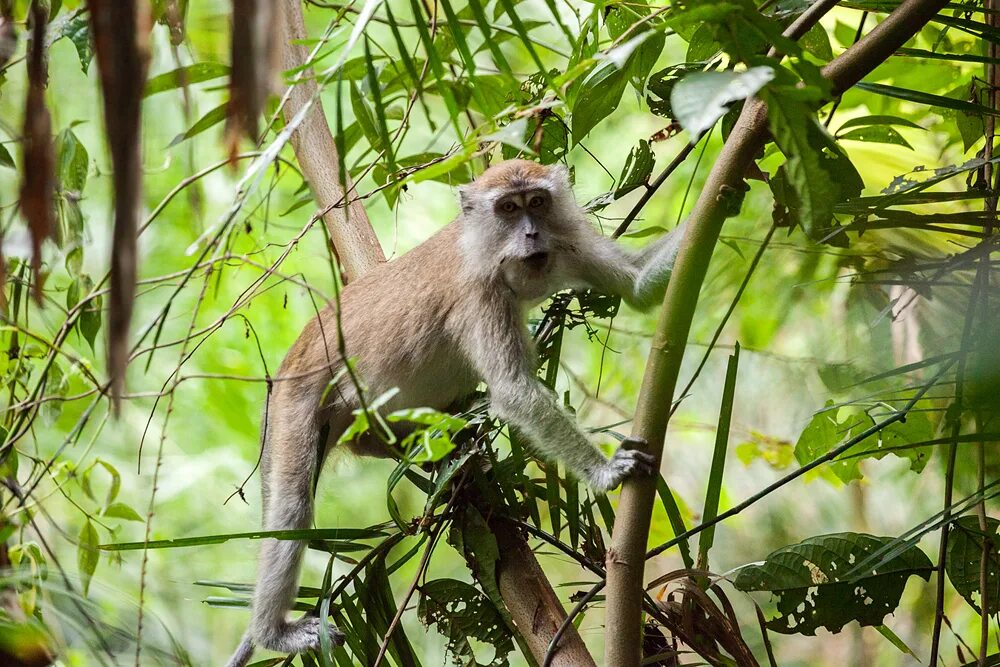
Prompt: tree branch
<box><xmin>602</xmin><ymin>2</ymin><xmax>950</xmax><ymax>665</ymax></box>
<box><xmin>280</xmin><ymin>0</ymin><xmax>384</xmax><ymax>281</ymax></box>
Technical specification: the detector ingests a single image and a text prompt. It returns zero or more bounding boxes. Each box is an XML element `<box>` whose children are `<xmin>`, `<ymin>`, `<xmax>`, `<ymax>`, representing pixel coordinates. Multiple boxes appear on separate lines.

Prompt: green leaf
<box><xmin>60</xmin><ymin>14</ymin><xmax>93</xmax><ymax>72</ymax></box>
<box><xmin>349</xmin><ymin>81</ymin><xmax>383</xmax><ymax>153</ymax></box>
<box><xmin>765</xmin><ymin>90</ymin><xmax>863</xmax><ymax>237</ymax></box>
<box><xmin>78</xmin><ymin>275</ymin><xmax>101</xmax><ymax>350</ymax></box>
<box><xmin>946</xmin><ymin>516</ymin><xmax>1000</xmax><ymax>615</ymax></box>
<box><xmin>733</xmin><ymin>533</ymin><xmax>933</xmax><ymax>635</ymax></box>
<box><xmin>571</xmin><ymin>59</ymin><xmax>630</xmax><ymax>144</ymax></box>
<box><xmin>0</xmin><ymin>143</ymin><xmax>13</xmax><ymax>169</ymax></box>
<box><xmin>671</xmin><ymin>67</ymin><xmax>774</xmax><ymax>137</ymax></box>
<box><xmin>78</xmin><ymin>520</ymin><xmax>100</xmax><ymax>595</ymax></box>
<box><xmin>800</xmin><ymin>22</ymin><xmax>833</xmax><ymax>60</ymax></box>
<box><xmin>418</xmin><ymin>579</ymin><xmax>515</xmax><ymax>667</ymax></box>
<box><xmin>876</xmin><ymin>624</ymin><xmax>919</xmax><ymax>659</ymax></box>
<box><xmin>168</xmin><ymin>103</ymin><xmax>227</xmax><ymax>148</ymax></box>
<box><xmin>837</xmin><ymin>115</ymin><xmax>925</xmax><ymax>131</ymax></box>
<box><xmin>838</xmin><ymin>126</ymin><xmax>913</xmax><ymax>150</ymax></box>
<box><xmin>102</xmin><ymin>502</ymin><xmax>144</xmax><ymax>522</ymax></box>
<box><xmin>100</xmin><ymin>526</ymin><xmax>388</xmax><ymax>551</ymax></box>
<box><xmin>615</xmin><ymin>140</ymin><xmax>654</xmax><ymax>198</ymax></box>
<box><xmin>144</xmin><ymin>63</ymin><xmax>231</xmax><ymax>98</ymax></box>
<box><xmin>794</xmin><ymin>404</ymin><xmax>877</xmax><ymax>483</ymax></box>
<box><xmin>571</xmin><ymin>30</ymin><xmax>662</xmax><ymax>143</ymax></box>
<box><xmin>855</xmin><ymin>82</ymin><xmax>1000</xmax><ymax>117</ymax></box>
<box><xmin>56</xmin><ymin>128</ymin><xmax>89</xmax><ymax>193</ymax></box>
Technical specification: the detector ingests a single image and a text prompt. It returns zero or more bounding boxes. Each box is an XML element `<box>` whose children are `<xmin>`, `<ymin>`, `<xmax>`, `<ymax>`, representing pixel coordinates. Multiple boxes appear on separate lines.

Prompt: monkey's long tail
<box><xmin>224</xmin><ymin>632</ymin><xmax>254</xmax><ymax>667</ymax></box>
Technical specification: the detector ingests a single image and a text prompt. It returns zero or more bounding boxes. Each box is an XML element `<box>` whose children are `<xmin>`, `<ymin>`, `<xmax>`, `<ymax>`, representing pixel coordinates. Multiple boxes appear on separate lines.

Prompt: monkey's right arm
<box><xmin>464</xmin><ymin>296</ymin><xmax>655</xmax><ymax>490</ymax></box>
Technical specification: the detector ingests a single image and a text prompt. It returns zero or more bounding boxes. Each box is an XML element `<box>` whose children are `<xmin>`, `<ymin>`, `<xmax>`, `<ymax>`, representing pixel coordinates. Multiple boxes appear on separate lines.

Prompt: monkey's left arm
<box><xmin>573</xmin><ymin>221</ymin><xmax>687</xmax><ymax>310</ymax></box>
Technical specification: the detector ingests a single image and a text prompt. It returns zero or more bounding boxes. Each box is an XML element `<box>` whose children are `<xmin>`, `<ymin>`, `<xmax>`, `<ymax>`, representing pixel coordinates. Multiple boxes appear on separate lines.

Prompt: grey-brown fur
<box><xmin>225</xmin><ymin>160</ymin><xmax>686</xmax><ymax>666</ymax></box>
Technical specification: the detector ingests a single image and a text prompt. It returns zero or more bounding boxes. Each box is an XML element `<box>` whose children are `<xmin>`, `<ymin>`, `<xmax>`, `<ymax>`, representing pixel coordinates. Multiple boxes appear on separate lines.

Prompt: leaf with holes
<box><xmin>616</xmin><ymin>140</ymin><xmax>655</xmax><ymax>198</ymax></box>
<box><xmin>946</xmin><ymin>516</ymin><xmax>1000</xmax><ymax>615</ymax></box>
<box><xmin>419</xmin><ymin>579</ymin><xmax>514</xmax><ymax>666</ymax></box>
<box><xmin>733</xmin><ymin>533</ymin><xmax>933</xmax><ymax>635</ymax></box>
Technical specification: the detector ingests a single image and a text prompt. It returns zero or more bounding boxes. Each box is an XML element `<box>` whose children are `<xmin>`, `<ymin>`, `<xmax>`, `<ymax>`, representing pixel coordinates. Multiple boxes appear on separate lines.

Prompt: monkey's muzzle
<box><xmin>523</xmin><ymin>251</ymin><xmax>551</xmax><ymax>272</ymax></box>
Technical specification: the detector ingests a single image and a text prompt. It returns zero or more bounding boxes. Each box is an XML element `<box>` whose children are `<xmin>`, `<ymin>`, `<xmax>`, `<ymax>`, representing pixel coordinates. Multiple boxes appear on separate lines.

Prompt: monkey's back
<box><xmin>277</xmin><ymin>221</ymin><xmax>480</xmax><ymax>419</ymax></box>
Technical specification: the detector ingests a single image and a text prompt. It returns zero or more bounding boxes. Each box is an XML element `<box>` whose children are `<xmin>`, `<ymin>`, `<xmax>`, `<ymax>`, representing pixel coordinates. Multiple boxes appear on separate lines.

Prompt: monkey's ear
<box><xmin>458</xmin><ymin>186</ymin><xmax>474</xmax><ymax>214</ymax></box>
<box><xmin>548</xmin><ymin>163</ymin><xmax>572</xmax><ymax>188</ymax></box>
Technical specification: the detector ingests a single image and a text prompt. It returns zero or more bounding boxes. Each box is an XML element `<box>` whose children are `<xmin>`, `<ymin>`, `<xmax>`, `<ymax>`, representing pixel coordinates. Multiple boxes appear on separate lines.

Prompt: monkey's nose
<box><xmin>525</xmin><ymin>231</ymin><xmax>539</xmax><ymax>239</ymax></box>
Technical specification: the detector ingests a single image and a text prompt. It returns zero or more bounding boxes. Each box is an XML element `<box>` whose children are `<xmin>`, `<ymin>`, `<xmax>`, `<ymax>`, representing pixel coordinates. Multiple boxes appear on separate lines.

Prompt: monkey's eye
<box><xmin>529</xmin><ymin>195</ymin><xmax>545</xmax><ymax>208</ymax></box>
<box><xmin>500</xmin><ymin>201</ymin><xmax>517</xmax><ymax>213</ymax></box>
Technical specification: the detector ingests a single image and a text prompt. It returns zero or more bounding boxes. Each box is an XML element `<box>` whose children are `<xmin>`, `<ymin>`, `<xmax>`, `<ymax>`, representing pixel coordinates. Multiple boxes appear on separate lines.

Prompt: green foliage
<box><xmin>418</xmin><ymin>579</ymin><xmax>514</xmax><ymax>666</ymax></box>
<box><xmin>0</xmin><ymin>0</ymin><xmax>998</xmax><ymax>664</ymax></box>
<box><xmin>946</xmin><ymin>517</ymin><xmax>1000</xmax><ymax>615</ymax></box>
<box><xmin>734</xmin><ymin>533</ymin><xmax>934</xmax><ymax>635</ymax></box>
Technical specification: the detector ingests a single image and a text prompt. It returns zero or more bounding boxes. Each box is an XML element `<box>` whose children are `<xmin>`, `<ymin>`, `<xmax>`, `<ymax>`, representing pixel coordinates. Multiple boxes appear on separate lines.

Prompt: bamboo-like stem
<box><xmin>603</xmin><ymin>2</ymin><xmax>950</xmax><ymax>664</ymax></box>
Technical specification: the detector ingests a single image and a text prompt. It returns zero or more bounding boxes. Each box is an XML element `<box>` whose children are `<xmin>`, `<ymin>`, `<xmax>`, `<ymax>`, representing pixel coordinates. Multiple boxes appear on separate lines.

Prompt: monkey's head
<box><xmin>458</xmin><ymin>160</ymin><xmax>580</xmax><ymax>296</ymax></box>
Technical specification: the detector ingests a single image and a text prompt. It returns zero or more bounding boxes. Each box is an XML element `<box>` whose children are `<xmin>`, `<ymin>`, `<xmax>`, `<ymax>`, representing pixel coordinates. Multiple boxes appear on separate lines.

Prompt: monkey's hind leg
<box><xmin>248</xmin><ymin>403</ymin><xmax>346</xmax><ymax>656</ymax></box>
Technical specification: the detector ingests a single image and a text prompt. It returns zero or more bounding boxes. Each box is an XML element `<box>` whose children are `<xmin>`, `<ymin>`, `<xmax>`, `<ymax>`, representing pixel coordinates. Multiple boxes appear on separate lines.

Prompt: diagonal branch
<box><xmin>280</xmin><ymin>0</ymin><xmax>385</xmax><ymax>281</ymax></box>
<box><xmin>602</xmin><ymin>1</ymin><xmax>951</xmax><ymax>665</ymax></box>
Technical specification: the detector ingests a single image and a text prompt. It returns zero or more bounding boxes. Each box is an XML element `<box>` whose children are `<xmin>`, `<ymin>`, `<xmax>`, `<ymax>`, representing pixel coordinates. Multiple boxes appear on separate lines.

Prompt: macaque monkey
<box><xmin>226</xmin><ymin>160</ymin><xmax>686</xmax><ymax>666</ymax></box>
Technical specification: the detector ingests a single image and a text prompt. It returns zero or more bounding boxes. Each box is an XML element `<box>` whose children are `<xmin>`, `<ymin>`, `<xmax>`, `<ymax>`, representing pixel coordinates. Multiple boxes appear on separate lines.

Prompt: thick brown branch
<box><xmin>602</xmin><ymin>2</ymin><xmax>950</xmax><ymax>665</ymax></box>
<box><xmin>493</xmin><ymin>518</ymin><xmax>598</xmax><ymax>667</ymax></box>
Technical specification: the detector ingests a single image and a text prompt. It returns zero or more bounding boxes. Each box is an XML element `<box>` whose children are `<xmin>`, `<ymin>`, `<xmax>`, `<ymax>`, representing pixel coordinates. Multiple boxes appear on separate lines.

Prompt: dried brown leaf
<box><xmin>88</xmin><ymin>0</ymin><xmax>152</xmax><ymax>410</ymax></box>
<box><xmin>0</xmin><ymin>0</ymin><xmax>16</xmax><ymax>68</ymax></box>
<box><xmin>225</xmin><ymin>0</ymin><xmax>281</xmax><ymax>162</ymax></box>
<box><xmin>19</xmin><ymin>2</ymin><xmax>55</xmax><ymax>304</ymax></box>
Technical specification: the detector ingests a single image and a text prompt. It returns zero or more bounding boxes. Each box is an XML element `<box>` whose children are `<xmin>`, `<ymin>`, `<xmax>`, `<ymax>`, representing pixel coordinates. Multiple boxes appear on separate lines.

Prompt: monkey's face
<box><xmin>459</xmin><ymin>161</ymin><xmax>581</xmax><ymax>298</ymax></box>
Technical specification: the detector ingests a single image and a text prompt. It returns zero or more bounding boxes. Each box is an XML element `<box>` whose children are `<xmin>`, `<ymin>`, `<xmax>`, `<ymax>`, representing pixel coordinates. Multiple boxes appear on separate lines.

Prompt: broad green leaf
<box><xmin>60</xmin><ymin>14</ymin><xmax>93</xmax><ymax>72</ymax></box>
<box><xmin>733</xmin><ymin>533</ymin><xmax>933</xmax><ymax>635</ymax></box>
<box><xmin>571</xmin><ymin>59</ymin><xmax>630</xmax><ymax>144</ymax></box>
<box><xmin>766</xmin><ymin>90</ymin><xmax>863</xmax><ymax>237</ymax></box>
<box><xmin>801</xmin><ymin>22</ymin><xmax>833</xmax><ymax>60</ymax></box>
<box><xmin>838</xmin><ymin>126</ymin><xmax>913</xmax><ymax>150</ymax></box>
<box><xmin>78</xmin><ymin>520</ymin><xmax>100</xmax><ymax>595</ymax></box>
<box><xmin>837</xmin><ymin>115</ymin><xmax>924</xmax><ymax>131</ymax></box>
<box><xmin>102</xmin><ymin>502</ymin><xmax>144</xmax><ymax>522</ymax></box>
<box><xmin>78</xmin><ymin>275</ymin><xmax>101</xmax><ymax>350</ymax></box>
<box><xmin>0</xmin><ymin>143</ymin><xmax>13</xmax><ymax>169</ymax></box>
<box><xmin>418</xmin><ymin>579</ymin><xmax>515</xmax><ymax>667</ymax></box>
<box><xmin>794</xmin><ymin>404</ymin><xmax>877</xmax><ymax>483</ymax></box>
<box><xmin>946</xmin><ymin>516</ymin><xmax>1000</xmax><ymax>614</ymax></box>
<box><xmin>56</xmin><ymin>128</ymin><xmax>89</xmax><ymax>193</ymax></box>
<box><xmin>571</xmin><ymin>30</ymin><xmax>661</xmax><ymax>142</ymax></box>
<box><xmin>168</xmin><ymin>103</ymin><xmax>227</xmax><ymax>147</ymax></box>
<box><xmin>671</xmin><ymin>67</ymin><xmax>774</xmax><ymax>138</ymax></box>
<box><xmin>144</xmin><ymin>63</ymin><xmax>230</xmax><ymax>97</ymax></box>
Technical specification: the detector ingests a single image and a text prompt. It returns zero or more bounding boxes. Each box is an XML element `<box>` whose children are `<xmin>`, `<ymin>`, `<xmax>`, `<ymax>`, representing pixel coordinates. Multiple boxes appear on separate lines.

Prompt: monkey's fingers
<box><xmin>619</xmin><ymin>436</ymin><xmax>649</xmax><ymax>451</ymax></box>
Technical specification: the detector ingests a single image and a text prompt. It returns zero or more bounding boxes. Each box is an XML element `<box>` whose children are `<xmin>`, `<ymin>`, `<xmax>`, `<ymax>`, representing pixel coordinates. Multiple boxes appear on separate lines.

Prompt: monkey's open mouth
<box><xmin>523</xmin><ymin>251</ymin><xmax>550</xmax><ymax>272</ymax></box>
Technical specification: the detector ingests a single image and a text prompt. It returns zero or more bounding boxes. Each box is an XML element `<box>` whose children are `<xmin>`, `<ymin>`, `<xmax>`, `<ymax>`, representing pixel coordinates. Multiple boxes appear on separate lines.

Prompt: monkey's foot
<box><xmin>590</xmin><ymin>441</ymin><xmax>656</xmax><ymax>490</ymax></box>
<box><xmin>256</xmin><ymin>616</ymin><xmax>346</xmax><ymax>654</ymax></box>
